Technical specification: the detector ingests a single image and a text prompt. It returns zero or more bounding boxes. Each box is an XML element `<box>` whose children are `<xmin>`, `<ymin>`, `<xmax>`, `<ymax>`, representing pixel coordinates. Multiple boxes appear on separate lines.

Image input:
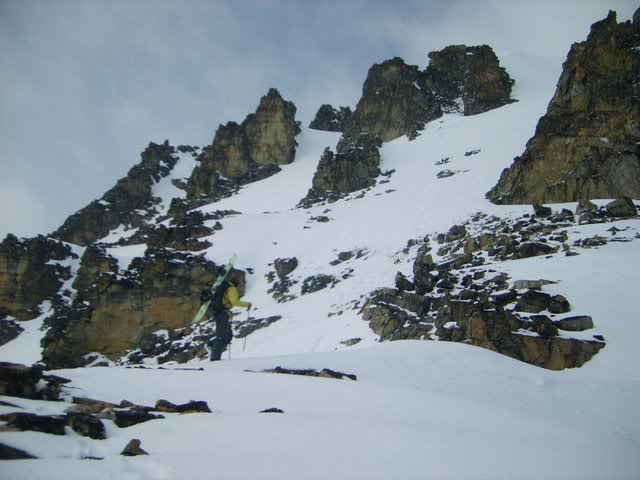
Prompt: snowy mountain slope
<box><xmin>177</xmin><ymin>91</ymin><xmax>553</xmax><ymax>358</ymax></box>
<box><xmin>2</xmin><ymin>19</ymin><xmax>640</xmax><ymax>480</ymax></box>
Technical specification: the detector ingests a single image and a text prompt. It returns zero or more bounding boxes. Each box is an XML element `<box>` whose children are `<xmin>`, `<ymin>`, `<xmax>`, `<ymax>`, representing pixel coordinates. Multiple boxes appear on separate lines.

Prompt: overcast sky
<box><xmin>1</xmin><ymin>0</ymin><xmax>637</xmax><ymax>240</ymax></box>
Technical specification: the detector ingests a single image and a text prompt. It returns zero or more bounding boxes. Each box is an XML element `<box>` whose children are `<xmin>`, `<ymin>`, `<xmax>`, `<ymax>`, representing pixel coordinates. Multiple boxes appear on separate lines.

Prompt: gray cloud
<box><xmin>1</xmin><ymin>0</ymin><xmax>637</xmax><ymax>239</ymax></box>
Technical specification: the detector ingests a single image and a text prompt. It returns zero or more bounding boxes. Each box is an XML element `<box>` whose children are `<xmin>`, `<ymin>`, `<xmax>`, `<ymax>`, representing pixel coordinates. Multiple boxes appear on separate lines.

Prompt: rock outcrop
<box><xmin>487</xmin><ymin>11</ymin><xmax>640</xmax><ymax>204</ymax></box>
<box><xmin>301</xmin><ymin>134</ymin><xmax>381</xmax><ymax>205</ymax></box>
<box><xmin>0</xmin><ymin>235</ymin><xmax>75</xmax><ymax>320</ymax></box>
<box><xmin>0</xmin><ymin>362</ymin><xmax>70</xmax><ymax>400</ymax></box>
<box><xmin>309</xmin><ymin>104</ymin><xmax>352</xmax><ymax>132</ymax></box>
<box><xmin>41</xmin><ymin>248</ymin><xmax>239</xmax><ymax>368</ymax></box>
<box><xmin>360</xmin><ymin>207</ymin><xmax>626</xmax><ymax>370</ymax></box>
<box><xmin>53</xmin><ymin>141</ymin><xmax>180</xmax><ymax>245</ymax></box>
<box><xmin>304</xmin><ymin>46</ymin><xmax>513</xmax><ymax>203</ymax></box>
<box><xmin>424</xmin><ymin>44</ymin><xmax>515</xmax><ymax>115</ymax></box>
<box><xmin>188</xmin><ymin>88</ymin><xmax>301</xmax><ymax>199</ymax></box>
<box><xmin>348</xmin><ymin>57</ymin><xmax>442</xmax><ymax>143</ymax></box>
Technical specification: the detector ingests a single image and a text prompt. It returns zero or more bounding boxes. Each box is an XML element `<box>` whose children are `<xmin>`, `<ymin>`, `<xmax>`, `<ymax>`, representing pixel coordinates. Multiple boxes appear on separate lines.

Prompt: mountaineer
<box><xmin>199</xmin><ymin>267</ymin><xmax>251</xmax><ymax>361</ymax></box>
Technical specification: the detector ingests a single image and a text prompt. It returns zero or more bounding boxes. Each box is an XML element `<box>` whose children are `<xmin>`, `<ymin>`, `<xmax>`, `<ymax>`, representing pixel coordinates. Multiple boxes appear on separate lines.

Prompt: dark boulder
<box><xmin>516</xmin><ymin>290</ymin><xmax>552</xmax><ymax>313</ymax></box>
<box><xmin>155</xmin><ymin>399</ymin><xmax>211</xmax><ymax>413</ymax></box>
<box><xmin>413</xmin><ymin>252</ymin><xmax>435</xmax><ymax>295</ymax></box>
<box><xmin>549</xmin><ymin>294</ymin><xmax>571</xmax><ymax>314</ymax></box>
<box><xmin>530</xmin><ymin>315</ymin><xmax>559</xmax><ymax>339</ymax></box>
<box><xmin>395</xmin><ymin>272</ymin><xmax>415</xmax><ymax>292</ymax></box>
<box><xmin>66</xmin><ymin>412</ymin><xmax>106</xmax><ymax>439</ymax></box>
<box><xmin>605</xmin><ymin>197</ymin><xmax>638</xmax><ymax>217</ymax></box>
<box><xmin>515</xmin><ymin>242</ymin><xmax>557</xmax><ymax>259</ymax></box>
<box><xmin>555</xmin><ymin>315</ymin><xmax>594</xmax><ymax>331</ymax></box>
<box><xmin>274</xmin><ymin>257</ymin><xmax>299</xmax><ymax>279</ymax></box>
<box><xmin>0</xmin><ymin>362</ymin><xmax>41</xmax><ymax>398</ymax></box>
<box><xmin>0</xmin><ymin>318</ymin><xmax>23</xmax><ymax>346</ymax></box>
<box><xmin>121</xmin><ymin>439</ymin><xmax>149</xmax><ymax>456</ymax></box>
<box><xmin>0</xmin><ymin>412</ymin><xmax>67</xmax><ymax>435</ymax></box>
<box><xmin>533</xmin><ymin>204</ymin><xmax>552</xmax><ymax>217</ymax></box>
<box><xmin>113</xmin><ymin>410</ymin><xmax>164</xmax><ymax>428</ymax></box>
<box><xmin>260</xmin><ymin>408</ymin><xmax>285</xmax><ymax>413</ymax></box>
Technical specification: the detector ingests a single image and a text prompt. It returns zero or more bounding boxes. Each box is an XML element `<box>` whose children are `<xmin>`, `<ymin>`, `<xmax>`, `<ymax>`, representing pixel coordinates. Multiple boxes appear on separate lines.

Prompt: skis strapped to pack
<box><xmin>192</xmin><ymin>254</ymin><xmax>237</xmax><ymax>324</ymax></box>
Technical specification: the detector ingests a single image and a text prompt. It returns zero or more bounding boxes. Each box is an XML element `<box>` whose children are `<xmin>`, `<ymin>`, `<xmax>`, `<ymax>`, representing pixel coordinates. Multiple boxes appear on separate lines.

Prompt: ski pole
<box><xmin>243</xmin><ymin>305</ymin><xmax>251</xmax><ymax>353</ymax></box>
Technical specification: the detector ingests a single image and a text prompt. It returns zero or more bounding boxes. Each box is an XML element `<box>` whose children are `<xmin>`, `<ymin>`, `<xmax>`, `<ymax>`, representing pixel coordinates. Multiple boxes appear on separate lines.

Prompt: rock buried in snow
<box><xmin>0</xmin><ymin>442</ymin><xmax>37</xmax><ymax>460</ymax></box>
<box><xmin>515</xmin><ymin>242</ymin><xmax>558</xmax><ymax>259</ymax></box>
<box><xmin>0</xmin><ymin>413</ymin><xmax>67</xmax><ymax>436</ymax></box>
<box><xmin>264</xmin><ymin>366</ymin><xmax>357</xmax><ymax>381</ymax></box>
<box><xmin>512</xmin><ymin>279</ymin><xmax>556</xmax><ymax>290</ymax></box>
<box><xmin>66</xmin><ymin>412</ymin><xmax>106</xmax><ymax>440</ymax></box>
<box><xmin>121</xmin><ymin>439</ymin><xmax>149</xmax><ymax>456</ymax></box>
<box><xmin>154</xmin><ymin>399</ymin><xmax>211</xmax><ymax>413</ymax></box>
<box><xmin>301</xmin><ymin>274</ymin><xmax>337</xmax><ymax>294</ymax></box>
<box><xmin>113</xmin><ymin>410</ymin><xmax>164</xmax><ymax>428</ymax></box>
<box><xmin>260</xmin><ymin>408</ymin><xmax>285</xmax><ymax>414</ymax></box>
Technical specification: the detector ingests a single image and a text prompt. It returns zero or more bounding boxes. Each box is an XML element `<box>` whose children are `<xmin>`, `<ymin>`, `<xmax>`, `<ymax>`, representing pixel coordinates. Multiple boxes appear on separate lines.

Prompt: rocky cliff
<box><xmin>487</xmin><ymin>11</ymin><xmax>640</xmax><ymax>204</ymax></box>
<box><xmin>40</xmin><ymin>247</ymin><xmax>245</xmax><ymax>368</ymax></box>
<box><xmin>53</xmin><ymin>141</ymin><xmax>180</xmax><ymax>246</ymax></box>
<box><xmin>301</xmin><ymin>134</ymin><xmax>382</xmax><ymax>206</ymax></box>
<box><xmin>424</xmin><ymin>44</ymin><xmax>515</xmax><ymax>115</ymax></box>
<box><xmin>0</xmin><ymin>235</ymin><xmax>75</xmax><ymax>321</ymax></box>
<box><xmin>187</xmin><ymin>88</ymin><xmax>301</xmax><ymax>199</ymax></box>
<box><xmin>308</xmin><ymin>104</ymin><xmax>353</xmax><ymax>132</ymax></box>
<box><xmin>0</xmin><ymin>89</ymin><xmax>299</xmax><ymax>367</ymax></box>
<box><xmin>304</xmin><ymin>45</ymin><xmax>514</xmax><ymax>202</ymax></box>
<box><xmin>348</xmin><ymin>57</ymin><xmax>442</xmax><ymax>143</ymax></box>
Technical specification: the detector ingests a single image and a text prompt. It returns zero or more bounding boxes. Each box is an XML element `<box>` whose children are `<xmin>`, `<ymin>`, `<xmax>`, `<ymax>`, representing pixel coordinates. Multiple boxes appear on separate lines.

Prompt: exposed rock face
<box><xmin>304</xmin><ymin>46</ymin><xmax>513</xmax><ymax>203</ymax></box>
<box><xmin>0</xmin><ymin>362</ymin><xmax>70</xmax><ymax>400</ymax></box>
<box><xmin>53</xmin><ymin>141</ymin><xmax>179</xmax><ymax>245</ymax></box>
<box><xmin>424</xmin><ymin>45</ymin><xmax>515</xmax><ymax>115</ymax></box>
<box><xmin>348</xmin><ymin>57</ymin><xmax>442</xmax><ymax>143</ymax></box>
<box><xmin>309</xmin><ymin>104</ymin><xmax>353</xmax><ymax>132</ymax></box>
<box><xmin>360</xmin><ymin>209</ymin><xmax>625</xmax><ymax>370</ymax></box>
<box><xmin>41</xmin><ymin>248</ymin><xmax>234</xmax><ymax>368</ymax></box>
<box><xmin>188</xmin><ymin>88</ymin><xmax>300</xmax><ymax>199</ymax></box>
<box><xmin>488</xmin><ymin>11</ymin><xmax>640</xmax><ymax>204</ymax></box>
<box><xmin>0</xmin><ymin>235</ymin><xmax>74</xmax><ymax>320</ymax></box>
<box><xmin>302</xmin><ymin>134</ymin><xmax>381</xmax><ymax>204</ymax></box>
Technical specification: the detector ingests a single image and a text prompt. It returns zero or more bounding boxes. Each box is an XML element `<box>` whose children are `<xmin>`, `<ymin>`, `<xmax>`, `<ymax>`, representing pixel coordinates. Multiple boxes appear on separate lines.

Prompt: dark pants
<box><xmin>208</xmin><ymin>311</ymin><xmax>232</xmax><ymax>361</ymax></box>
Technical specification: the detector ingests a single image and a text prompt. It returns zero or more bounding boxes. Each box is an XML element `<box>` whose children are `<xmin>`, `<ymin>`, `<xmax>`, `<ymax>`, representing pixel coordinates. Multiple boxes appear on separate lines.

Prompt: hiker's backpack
<box><xmin>208</xmin><ymin>280</ymin><xmax>230</xmax><ymax>315</ymax></box>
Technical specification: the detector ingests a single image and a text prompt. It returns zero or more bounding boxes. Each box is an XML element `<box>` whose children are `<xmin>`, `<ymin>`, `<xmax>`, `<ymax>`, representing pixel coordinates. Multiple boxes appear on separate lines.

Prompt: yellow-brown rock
<box><xmin>41</xmin><ymin>248</ymin><xmax>243</xmax><ymax>368</ymax></box>
<box><xmin>188</xmin><ymin>88</ymin><xmax>300</xmax><ymax>198</ymax></box>
<box><xmin>488</xmin><ymin>11</ymin><xmax>640</xmax><ymax>204</ymax></box>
